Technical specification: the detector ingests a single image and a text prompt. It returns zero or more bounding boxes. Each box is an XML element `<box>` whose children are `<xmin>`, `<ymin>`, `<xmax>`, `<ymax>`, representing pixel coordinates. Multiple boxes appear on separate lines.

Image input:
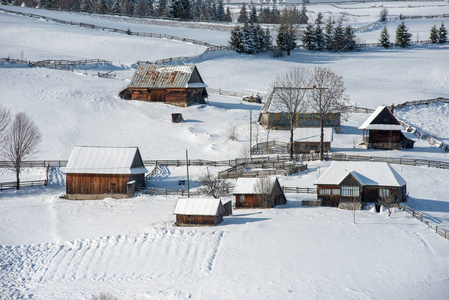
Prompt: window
<box><xmin>341</xmin><ymin>186</ymin><xmax>360</xmax><ymax>197</ymax></box>
<box><xmin>328</xmin><ymin>113</ymin><xmax>335</xmax><ymax>121</ymax></box>
<box><xmin>331</xmin><ymin>188</ymin><xmax>340</xmax><ymax>195</ymax></box>
<box><xmin>318</xmin><ymin>188</ymin><xmax>331</xmax><ymax>195</ymax></box>
<box><xmin>274</xmin><ymin>113</ymin><xmax>281</xmax><ymax>121</ymax></box>
<box><xmin>379</xmin><ymin>188</ymin><xmax>390</xmax><ymax>198</ymax></box>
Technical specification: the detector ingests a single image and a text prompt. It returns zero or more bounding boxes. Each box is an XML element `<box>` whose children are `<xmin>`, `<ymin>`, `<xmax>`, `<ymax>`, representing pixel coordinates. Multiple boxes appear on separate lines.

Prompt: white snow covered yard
<box><xmin>1</xmin><ymin>1</ymin><xmax>449</xmax><ymax>299</ymax></box>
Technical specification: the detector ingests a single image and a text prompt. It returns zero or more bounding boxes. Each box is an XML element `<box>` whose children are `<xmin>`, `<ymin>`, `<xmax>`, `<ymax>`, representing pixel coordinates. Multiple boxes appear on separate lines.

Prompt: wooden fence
<box><xmin>207</xmin><ymin>88</ymin><xmax>246</xmax><ymax>98</ymax></box>
<box><xmin>140</xmin><ymin>187</ymin><xmax>201</xmax><ymax>196</ymax></box>
<box><xmin>402</xmin><ymin>204</ymin><xmax>449</xmax><ymax>241</ymax></box>
<box><xmin>0</xmin><ymin>180</ymin><xmax>48</xmax><ymax>191</ymax></box>
<box><xmin>282</xmin><ymin>186</ymin><xmax>317</xmax><ymax>194</ymax></box>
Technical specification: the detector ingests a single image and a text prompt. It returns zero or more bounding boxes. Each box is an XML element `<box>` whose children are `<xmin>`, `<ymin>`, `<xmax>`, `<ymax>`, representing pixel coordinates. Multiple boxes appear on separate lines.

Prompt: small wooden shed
<box><xmin>119</xmin><ymin>64</ymin><xmax>207</xmax><ymax>107</ymax></box>
<box><xmin>314</xmin><ymin>161</ymin><xmax>407</xmax><ymax>209</ymax></box>
<box><xmin>65</xmin><ymin>146</ymin><xmax>148</xmax><ymax>200</ymax></box>
<box><xmin>174</xmin><ymin>197</ymin><xmax>225</xmax><ymax>226</ymax></box>
<box><xmin>293</xmin><ymin>127</ymin><xmax>333</xmax><ymax>153</ymax></box>
<box><xmin>221</xmin><ymin>198</ymin><xmax>233</xmax><ymax>216</ymax></box>
<box><xmin>233</xmin><ymin>177</ymin><xmax>287</xmax><ymax>208</ymax></box>
<box><xmin>359</xmin><ymin>106</ymin><xmax>414</xmax><ymax>150</ymax></box>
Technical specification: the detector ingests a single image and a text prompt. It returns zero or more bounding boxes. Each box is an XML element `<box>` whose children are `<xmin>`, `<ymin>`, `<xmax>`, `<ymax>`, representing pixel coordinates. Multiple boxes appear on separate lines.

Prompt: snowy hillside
<box><xmin>1</xmin><ymin>2</ymin><xmax>449</xmax><ymax>299</ymax></box>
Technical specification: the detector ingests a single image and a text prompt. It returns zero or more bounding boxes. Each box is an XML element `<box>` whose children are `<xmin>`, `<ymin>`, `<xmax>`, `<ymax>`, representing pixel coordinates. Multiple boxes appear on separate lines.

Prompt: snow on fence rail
<box><xmin>402</xmin><ymin>204</ymin><xmax>449</xmax><ymax>241</ymax></box>
<box><xmin>0</xmin><ymin>180</ymin><xmax>48</xmax><ymax>191</ymax></box>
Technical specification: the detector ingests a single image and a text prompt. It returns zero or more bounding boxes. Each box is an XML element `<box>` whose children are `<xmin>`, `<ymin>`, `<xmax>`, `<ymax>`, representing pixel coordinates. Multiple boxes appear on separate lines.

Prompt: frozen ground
<box><xmin>0</xmin><ymin>2</ymin><xmax>449</xmax><ymax>299</ymax></box>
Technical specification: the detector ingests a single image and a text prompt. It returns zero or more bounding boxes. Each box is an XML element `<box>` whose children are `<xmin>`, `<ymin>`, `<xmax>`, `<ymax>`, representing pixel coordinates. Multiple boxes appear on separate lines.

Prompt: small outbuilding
<box><xmin>314</xmin><ymin>161</ymin><xmax>407</xmax><ymax>209</ymax></box>
<box><xmin>119</xmin><ymin>64</ymin><xmax>207</xmax><ymax>107</ymax></box>
<box><xmin>174</xmin><ymin>197</ymin><xmax>225</xmax><ymax>226</ymax></box>
<box><xmin>359</xmin><ymin>106</ymin><xmax>414</xmax><ymax>150</ymax></box>
<box><xmin>221</xmin><ymin>198</ymin><xmax>233</xmax><ymax>216</ymax></box>
<box><xmin>65</xmin><ymin>146</ymin><xmax>148</xmax><ymax>200</ymax></box>
<box><xmin>293</xmin><ymin>127</ymin><xmax>333</xmax><ymax>154</ymax></box>
<box><xmin>233</xmin><ymin>177</ymin><xmax>287</xmax><ymax>208</ymax></box>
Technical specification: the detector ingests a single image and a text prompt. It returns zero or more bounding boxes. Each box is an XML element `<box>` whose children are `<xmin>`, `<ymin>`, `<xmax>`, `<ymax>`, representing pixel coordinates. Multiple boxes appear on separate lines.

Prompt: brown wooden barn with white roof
<box><xmin>119</xmin><ymin>64</ymin><xmax>207</xmax><ymax>107</ymax></box>
<box><xmin>65</xmin><ymin>146</ymin><xmax>148</xmax><ymax>200</ymax></box>
<box><xmin>233</xmin><ymin>177</ymin><xmax>287</xmax><ymax>208</ymax></box>
<box><xmin>174</xmin><ymin>197</ymin><xmax>225</xmax><ymax>226</ymax></box>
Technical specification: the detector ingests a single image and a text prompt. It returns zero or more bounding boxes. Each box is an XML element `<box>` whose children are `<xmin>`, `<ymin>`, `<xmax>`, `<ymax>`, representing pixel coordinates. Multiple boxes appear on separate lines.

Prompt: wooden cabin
<box><xmin>65</xmin><ymin>146</ymin><xmax>148</xmax><ymax>200</ymax></box>
<box><xmin>174</xmin><ymin>197</ymin><xmax>225</xmax><ymax>226</ymax></box>
<box><xmin>221</xmin><ymin>198</ymin><xmax>233</xmax><ymax>216</ymax></box>
<box><xmin>233</xmin><ymin>177</ymin><xmax>287</xmax><ymax>208</ymax></box>
<box><xmin>314</xmin><ymin>161</ymin><xmax>407</xmax><ymax>209</ymax></box>
<box><xmin>293</xmin><ymin>127</ymin><xmax>333</xmax><ymax>154</ymax></box>
<box><xmin>258</xmin><ymin>88</ymin><xmax>341</xmax><ymax>132</ymax></box>
<box><xmin>119</xmin><ymin>64</ymin><xmax>207</xmax><ymax>107</ymax></box>
<box><xmin>359</xmin><ymin>106</ymin><xmax>414</xmax><ymax>150</ymax></box>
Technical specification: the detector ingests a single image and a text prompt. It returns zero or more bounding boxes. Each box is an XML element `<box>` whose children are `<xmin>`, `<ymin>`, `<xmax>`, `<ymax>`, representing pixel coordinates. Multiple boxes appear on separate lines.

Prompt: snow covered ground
<box><xmin>1</xmin><ymin>2</ymin><xmax>449</xmax><ymax>299</ymax></box>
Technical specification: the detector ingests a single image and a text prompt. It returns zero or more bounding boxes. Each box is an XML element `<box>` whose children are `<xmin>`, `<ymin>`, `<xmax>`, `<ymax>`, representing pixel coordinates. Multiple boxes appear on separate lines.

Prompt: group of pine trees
<box><xmin>229</xmin><ymin>22</ymin><xmax>271</xmax><ymax>54</ymax></box>
<box><xmin>236</xmin><ymin>2</ymin><xmax>308</xmax><ymax>25</ymax></box>
<box><xmin>302</xmin><ymin>14</ymin><xmax>357</xmax><ymax>52</ymax></box>
<box><xmin>379</xmin><ymin>21</ymin><xmax>447</xmax><ymax>48</ymax></box>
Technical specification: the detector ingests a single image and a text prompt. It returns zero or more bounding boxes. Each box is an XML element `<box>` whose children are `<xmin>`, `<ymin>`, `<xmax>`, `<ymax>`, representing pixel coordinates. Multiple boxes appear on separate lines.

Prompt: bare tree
<box><xmin>271</xmin><ymin>67</ymin><xmax>311</xmax><ymax>160</ymax></box>
<box><xmin>3</xmin><ymin>112</ymin><xmax>42</xmax><ymax>190</ymax></box>
<box><xmin>226</xmin><ymin>124</ymin><xmax>238</xmax><ymax>141</ymax></box>
<box><xmin>254</xmin><ymin>176</ymin><xmax>273</xmax><ymax>208</ymax></box>
<box><xmin>308</xmin><ymin>67</ymin><xmax>350</xmax><ymax>160</ymax></box>
<box><xmin>199</xmin><ymin>168</ymin><xmax>229</xmax><ymax>199</ymax></box>
<box><xmin>377</xmin><ymin>192</ymin><xmax>397</xmax><ymax>217</ymax></box>
<box><xmin>0</xmin><ymin>106</ymin><xmax>11</xmax><ymax>140</ymax></box>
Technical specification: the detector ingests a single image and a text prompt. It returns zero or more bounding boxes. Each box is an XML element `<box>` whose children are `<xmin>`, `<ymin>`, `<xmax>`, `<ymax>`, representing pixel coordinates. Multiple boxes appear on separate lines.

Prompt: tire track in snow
<box><xmin>0</xmin><ymin>228</ymin><xmax>223</xmax><ymax>297</ymax></box>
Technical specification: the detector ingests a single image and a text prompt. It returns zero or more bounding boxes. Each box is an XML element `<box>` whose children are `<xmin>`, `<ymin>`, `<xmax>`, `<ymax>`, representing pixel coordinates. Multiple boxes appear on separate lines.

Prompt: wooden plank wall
<box><xmin>66</xmin><ymin>173</ymin><xmax>130</xmax><ymax>195</ymax></box>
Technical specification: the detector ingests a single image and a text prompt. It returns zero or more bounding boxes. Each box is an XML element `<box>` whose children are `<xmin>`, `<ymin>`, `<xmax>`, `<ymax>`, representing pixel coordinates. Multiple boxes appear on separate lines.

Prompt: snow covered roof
<box><xmin>174</xmin><ymin>198</ymin><xmax>224</xmax><ymax>216</ymax></box>
<box><xmin>233</xmin><ymin>177</ymin><xmax>277</xmax><ymax>194</ymax></box>
<box><xmin>65</xmin><ymin>146</ymin><xmax>148</xmax><ymax>175</ymax></box>
<box><xmin>359</xmin><ymin>106</ymin><xmax>402</xmax><ymax>130</ymax></box>
<box><xmin>294</xmin><ymin>127</ymin><xmax>333</xmax><ymax>143</ymax></box>
<box><xmin>128</xmin><ymin>65</ymin><xmax>207</xmax><ymax>89</ymax></box>
<box><xmin>314</xmin><ymin>161</ymin><xmax>406</xmax><ymax>187</ymax></box>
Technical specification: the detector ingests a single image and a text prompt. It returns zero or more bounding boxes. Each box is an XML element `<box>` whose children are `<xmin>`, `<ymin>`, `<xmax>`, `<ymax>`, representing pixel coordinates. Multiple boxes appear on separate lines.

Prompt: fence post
<box><xmin>436</xmin><ymin>226</ymin><xmax>438</xmax><ymax>233</ymax></box>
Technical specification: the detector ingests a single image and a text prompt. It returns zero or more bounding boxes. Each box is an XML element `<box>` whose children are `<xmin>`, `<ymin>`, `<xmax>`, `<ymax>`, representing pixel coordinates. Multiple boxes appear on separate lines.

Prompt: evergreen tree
<box><xmin>314</xmin><ymin>23</ymin><xmax>324</xmax><ymax>50</ymax></box>
<box><xmin>331</xmin><ymin>22</ymin><xmax>345</xmax><ymax>51</ymax></box>
<box><xmin>379</xmin><ymin>26</ymin><xmax>391</xmax><ymax>48</ymax></box>
<box><xmin>95</xmin><ymin>0</ymin><xmax>110</xmax><ymax>14</ymax></box>
<box><xmin>298</xmin><ymin>1</ymin><xmax>308</xmax><ymax>24</ymax></box>
<box><xmin>430</xmin><ymin>25</ymin><xmax>439</xmax><ymax>44</ymax></box>
<box><xmin>438</xmin><ymin>22</ymin><xmax>448</xmax><ymax>44</ymax></box>
<box><xmin>302</xmin><ymin>23</ymin><xmax>315</xmax><ymax>50</ymax></box>
<box><xmin>229</xmin><ymin>25</ymin><xmax>245</xmax><ymax>53</ymax></box>
<box><xmin>343</xmin><ymin>25</ymin><xmax>356</xmax><ymax>51</ymax></box>
<box><xmin>134</xmin><ymin>0</ymin><xmax>150</xmax><ymax>16</ymax></box>
<box><xmin>277</xmin><ymin>22</ymin><xmax>297</xmax><ymax>55</ymax></box>
<box><xmin>324</xmin><ymin>19</ymin><xmax>333</xmax><ymax>50</ymax></box>
<box><xmin>224</xmin><ymin>6</ymin><xmax>232</xmax><ymax>22</ymax></box>
<box><xmin>111</xmin><ymin>0</ymin><xmax>121</xmax><ymax>14</ymax></box>
<box><xmin>169</xmin><ymin>0</ymin><xmax>191</xmax><ymax>19</ymax></box>
<box><xmin>315</xmin><ymin>11</ymin><xmax>323</xmax><ymax>25</ymax></box>
<box><xmin>191</xmin><ymin>0</ymin><xmax>201</xmax><ymax>20</ymax></box>
<box><xmin>250</xmin><ymin>5</ymin><xmax>258</xmax><ymax>23</ymax></box>
<box><xmin>229</xmin><ymin>22</ymin><xmax>270</xmax><ymax>54</ymax></box>
<box><xmin>156</xmin><ymin>0</ymin><xmax>168</xmax><ymax>16</ymax></box>
<box><xmin>80</xmin><ymin>0</ymin><xmax>93</xmax><ymax>12</ymax></box>
<box><xmin>395</xmin><ymin>21</ymin><xmax>412</xmax><ymax>48</ymax></box>
<box><xmin>215</xmin><ymin>0</ymin><xmax>225</xmax><ymax>21</ymax></box>
<box><xmin>237</xmin><ymin>3</ymin><xmax>248</xmax><ymax>23</ymax></box>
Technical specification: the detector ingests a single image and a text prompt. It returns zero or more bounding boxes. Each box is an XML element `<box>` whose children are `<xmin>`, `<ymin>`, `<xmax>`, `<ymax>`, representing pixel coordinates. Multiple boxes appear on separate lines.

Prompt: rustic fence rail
<box><xmin>140</xmin><ymin>187</ymin><xmax>201</xmax><ymax>196</ymax></box>
<box><xmin>0</xmin><ymin>180</ymin><xmax>48</xmax><ymax>191</ymax></box>
<box><xmin>282</xmin><ymin>186</ymin><xmax>317</xmax><ymax>194</ymax></box>
<box><xmin>402</xmin><ymin>204</ymin><xmax>449</xmax><ymax>241</ymax></box>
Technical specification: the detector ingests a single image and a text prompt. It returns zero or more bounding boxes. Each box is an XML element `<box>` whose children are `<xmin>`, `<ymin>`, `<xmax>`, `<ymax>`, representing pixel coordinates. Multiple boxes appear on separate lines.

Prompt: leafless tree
<box><xmin>271</xmin><ymin>67</ymin><xmax>311</xmax><ymax>160</ymax></box>
<box><xmin>226</xmin><ymin>124</ymin><xmax>238</xmax><ymax>141</ymax></box>
<box><xmin>3</xmin><ymin>112</ymin><xmax>42</xmax><ymax>190</ymax></box>
<box><xmin>199</xmin><ymin>168</ymin><xmax>229</xmax><ymax>199</ymax></box>
<box><xmin>0</xmin><ymin>106</ymin><xmax>11</xmax><ymax>140</ymax></box>
<box><xmin>255</xmin><ymin>176</ymin><xmax>273</xmax><ymax>208</ymax></box>
<box><xmin>308</xmin><ymin>67</ymin><xmax>350</xmax><ymax>160</ymax></box>
<box><xmin>377</xmin><ymin>192</ymin><xmax>397</xmax><ymax>217</ymax></box>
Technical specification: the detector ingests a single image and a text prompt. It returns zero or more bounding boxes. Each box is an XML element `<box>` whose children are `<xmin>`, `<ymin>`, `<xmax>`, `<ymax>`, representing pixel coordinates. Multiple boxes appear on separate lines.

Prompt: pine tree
<box><xmin>324</xmin><ymin>19</ymin><xmax>333</xmax><ymax>50</ymax></box>
<box><xmin>438</xmin><ymin>22</ymin><xmax>448</xmax><ymax>44</ymax></box>
<box><xmin>169</xmin><ymin>0</ymin><xmax>191</xmax><ymax>19</ymax></box>
<box><xmin>277</xmin><ymin>22</ymin><xmax>297</xmax><ymax>55</ymax></box>
<box><xmin>298</xmin><ymin>2</ymin><xmax>308</xmax><ymax>24</ymax></box>
<box><xmin>80</xmin><ymin>0</ymin><xmax>93</xmax><ymax>12</ymax></box>
<box><xmin>95</xmin><ymin>0</ymin><xmax>110</xmax><ymax>14</ymax></box>
<box><xmin>224</xmin><ymin>6</ymin><xmax>232</xmax><ymax>22</ymax></box>
<box><xmin>215</xmin><ymin>0</ymin><xmax>225</xmax><ymax>21</ymax></box>
<box><xmin>343</xmin><ymin>25</ymin><xmax>356</xmax><ymax>51</ymax></box>
<box><xmin>302</xmin><ymin>23</ymin><xmax>315</xmax><ymax>50</ymax></box>
<box><xmin>379</xmin><ymin>26</ymin><xmax>391</xmax><ymax>48</ymax></box>
<box><xmin>430</xmin><ymin>25</ymin><xmax>439</xmax><ymax>44</ymax></box>
<box><xmin>229</xmin><ymin>25</ymin><xmax>244</xmax><ymax>53</ymax></box>
<box><xmin>237</xmin><ymin>4</ymin><xmax>248</xmax><ymax>23</ymax></box>
<box><xmin>331</xmin><ymin>22</ymin><xmax>345</xmax><ymax>51</ymax></box>
<box><xmin>314</xmin><ymin>23</ymin><xmax>324</xmax><ymax>50</ymax></box>
<box><xmin>315</xmin><ymin>11</ymin><xmax>323</xmax><ymax>25</ymax></box>
<box><xmin>395</xmin><ymin>21</ymin><xmax>412</xmax><ymax>48</ymax></box>
<box><xmin>111</xmin><ymin>0</ymin><xmax>121</xmax><ymax>14</ymax></box>
<box><xmin>250</xmin><ymin>5</ymin><xmax>258</xmax><ymax>23</ymax></box>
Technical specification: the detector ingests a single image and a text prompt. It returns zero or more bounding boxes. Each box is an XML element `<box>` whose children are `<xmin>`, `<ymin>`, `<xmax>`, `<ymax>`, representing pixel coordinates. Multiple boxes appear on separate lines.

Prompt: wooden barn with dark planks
<box><xmin>293</xmin><ymin>127</ymin><xmax>333</xmax><ymax>154</ymax></box>
<box><xmin>233</xmin><ymin>177</ymin><xmax>287</xmax><ymax>209</ymax></box>
<box><xmin>314</xmin><ymin>161</ymin><xmax>407</xmax><ymax>209</ymax></box>
<box><xmin>359</xmin><ymin>106</ymin><xmax>414</xmax><ymax>150</ymax></box>
<box><xmin>174</xmin><ymin>197</ymin><xmax>225</xmax><ymax>226</ymax></box>
<box><xmin>119</xmin><ymin>64</ymin><xmax>207</xmax><ymax>107</ymax></box>
<box><xmin>65</xmin><ymin>146</ymin><xmax>148</xmax><ymax>200</ymax></box>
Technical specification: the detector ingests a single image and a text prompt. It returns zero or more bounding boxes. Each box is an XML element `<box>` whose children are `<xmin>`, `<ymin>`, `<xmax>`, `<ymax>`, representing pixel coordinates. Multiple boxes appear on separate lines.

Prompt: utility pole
<box><xmin>249</xmin><ymin>110</ymin><xmax>252</xmax><ymax>157</ymax></box>
<box><xmin>186</xmin><ymin>150</ymin><xmax>190</xmax><ymax>198</ymax></box>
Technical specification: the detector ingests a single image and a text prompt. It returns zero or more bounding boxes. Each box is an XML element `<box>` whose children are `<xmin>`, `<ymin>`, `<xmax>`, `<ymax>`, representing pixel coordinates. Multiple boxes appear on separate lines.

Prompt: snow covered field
<box><xmin>1</xmin><ymin>2</ymin><xmax>449</xmax><ymax>299</ymax></box>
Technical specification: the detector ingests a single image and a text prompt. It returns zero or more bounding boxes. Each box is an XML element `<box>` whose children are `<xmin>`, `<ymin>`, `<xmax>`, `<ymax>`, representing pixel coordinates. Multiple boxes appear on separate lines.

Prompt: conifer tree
<box><xmin>302</xmin><ymin>23</ymin><xmax>315</xmax><ymax>50</ymax></box>
<box><xmin>430</xmin><ymin>25</ymin><xmax>439</xmax><ymax>44</ymax></box>
<box><xmin>379</xmin><ymin>26</ymin><xmax>391</xmax><ymax>48</ymax></box>
<box><xmin>224</xmin><ymin>6</ymin><xmax>232</xmax><ymax>22</ymax></box>
<box><xmin>277</xmin><ymin>22</ymin><xmax>297</xmax><ymax>55</ymax></box>
<box><xmin>315</xmin><ymin>11</ymin><xmax>323</xmax><ymax>25</ymax></box>
<box><xmin>343</xmin><ymin>25</ymin><xmax>356</xmax><ymax>51</ymax></box>
<box><xmin>298</xmin><ymin>1</ymin><xmax>308</xmax><ymax>24</ymax></box>
<box><xmin>331</xmin><ymin>22</ymin><xmax>345</xmax><ymax>51</ymax></box>
<box><xmin>95</xmin><ymin>0</ymin><xmax>110</xmax><ymax>14</ymax></box>
<box><xmin>80</xmin><ymin>0</ymin><xmax>93</xmax><ymax>12</ymax></box>
<box><xmin>314</xmin><ymin>23</ymin><xmax>324</xmax><ymax>50</ymax></box>
<box><xmin>111</xmin><ymin>0</ymin><xmax>121</xmax><ymax>14</ymax></box>
<box><xmin>395</xmin><ymin>21</ymin><xmax>412</xmax><ymax>48</ymax></box>
<box><xmin>438</xmin><ymin>22</ymin><xmax>447</xmax><ymax>44</ymax></box>
<box><xmin>237</xmin><ymin>3</ymin><xmax>248</xmax><ymax>23</ymax></box>
<box><xmin>215</xmin><ymin>0</ymin><xmax>225</xmax><ymax>21</ymax></box>
<box><xmin>324</xmin><ymin>19</ymin><xmax>333</xmax><ymax>50</ymax></box>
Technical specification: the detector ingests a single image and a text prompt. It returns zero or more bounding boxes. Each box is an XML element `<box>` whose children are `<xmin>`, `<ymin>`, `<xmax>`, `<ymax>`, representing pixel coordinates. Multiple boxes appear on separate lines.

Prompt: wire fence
<box><xmin>402</xmin><ymin>204</ymin><xmax>449</xmax><ymax>241</ymax></box>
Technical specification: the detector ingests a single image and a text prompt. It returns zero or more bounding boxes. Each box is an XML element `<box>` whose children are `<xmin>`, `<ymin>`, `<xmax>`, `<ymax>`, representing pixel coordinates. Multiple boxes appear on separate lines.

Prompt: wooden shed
<box><xmin>359</xmin><ymin>106</ymin><xmax>414</xmax><ymax>150</ymax></box>
<box><xmin>293</xmin><ymin>127</ymin><xmax>333</xmax><ymax>154</ymax></box>
<box><xmin>65</xmin><ymin>146</ymin><xmax>148</xmax><ymax>200</ymax></box>
<box><xmin>233</xmin><ymin>177</ymin><xmax>287</xmax><ymax>209</ymax></box>
<box><xmin>221</xmin><ymin>198</ymin><xmax>233</xmax><ymax>216</ymax></box>
<box><xmin>174</xmin><ymin>197</ymin><xmax>225</xmax><ymax>226</ymax></box>
<box><xmin>314</xmin><ymin>161</ymin><xmax>407</xmax><ymax>209</ymax></box>
<box><xmin>119</xmin><ymin>64</ymin><xmax>207</xmax><ymax>107</ymax></box>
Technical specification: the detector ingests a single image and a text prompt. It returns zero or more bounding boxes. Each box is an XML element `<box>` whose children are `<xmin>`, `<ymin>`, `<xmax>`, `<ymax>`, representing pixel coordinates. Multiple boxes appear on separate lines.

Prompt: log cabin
<box><xmin>119</xmin><ymin>64</ymin><xmax>207</xmax><ymax>107</ymax></box>
<box><xmin>65</xmin><ymin>146</ymin><xmax>148</xmax><ymax>200</ymax></box>
<box><xmin>233</xmin><ymin>177</ymin><xmax>287</xmax><ymax>208</ymax></box>
<box><xmin>174</xmin><ymin>197</ymin><xmax>225</xmax><ymax>226</ymax></box>
<box><xmin>314</xmin><ymin>161</ymin><xmax>407</xmax><ymax>209</ymax></box>
<box><xmin>293</xmin><ymin>127</ymin><xmax>333</xmax><ymax>154</ymax></box>
<box><xmin>359</xmin><ymin>106</ymin><xmax>414</xmax><ymax>150</ymax></box>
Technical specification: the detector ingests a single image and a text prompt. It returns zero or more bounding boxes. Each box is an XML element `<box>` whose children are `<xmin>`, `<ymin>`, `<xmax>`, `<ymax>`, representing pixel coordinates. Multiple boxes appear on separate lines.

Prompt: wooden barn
<box><xmin>119</xmin><ymin>64</ymin><xmax>207</xmax><ymax>107</ymax></box>
<box><xmin>359</xmin><ymin>106</ymin><xmax>414</xmax><ymax>150</ymax></box>
<box><xmin>314</xmin><ymin>161</ymin><xmax>407</xmax><ymax>209</ymax></box>
<box><xmin>233</xmin><ymin>177</ymin><xmax>287</xmax><ymax>208</ymax></box>
<box><xmin>174</xmin><ymin>197</ymin><xmax>225</xmax><ymax>226</ymax></box>
<box><xmin>258</xmin><ymin>88</ymin><xmax>341</xmax><ymax>132</ymax></box>
<box><xmin>221</xmin><ymin>198</ymin><xmax>233</xmax><ymax>216</ymax></box>
<box><xmin>65</xmin><ymin>146</ymin><xmax>148</xmax><ymax>200</ymax></box>
<box><xmin>293</xmin><ymin>127</ymin><xmax>333</xmax><ymax>154</ymax></box>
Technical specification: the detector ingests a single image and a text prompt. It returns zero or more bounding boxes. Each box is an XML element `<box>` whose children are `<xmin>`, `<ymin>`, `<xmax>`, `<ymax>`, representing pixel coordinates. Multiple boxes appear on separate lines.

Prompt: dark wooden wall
<box><xmin>294</xmin><ymin>142</ymin><xmax>331</xmax><ymax>154</ymax></box>
<box><xmin>235</xmin><ymin>194</ymin><xmax>261</xmax><ymax>208</ymax></box>
<box><xmin>66</xmin><ymin>173</ymin><xmax>144</xmax><ymax>195</ymax></box>
<box><xmin>176</xmin><ymin>214</ymin><xmax>222</xmax><ymax>226</ymax></box>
